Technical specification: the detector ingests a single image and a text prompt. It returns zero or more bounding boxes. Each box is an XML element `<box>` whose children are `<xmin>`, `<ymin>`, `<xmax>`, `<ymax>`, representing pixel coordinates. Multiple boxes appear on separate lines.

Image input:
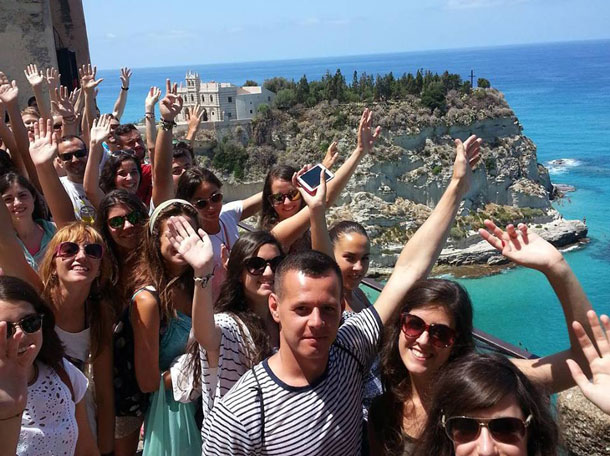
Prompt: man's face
<box><xmin>117</xmin><ymin>129</ymin><xmax>146</xmax><ymax>161</ymax></box>
<box><xmin>171</xmin><ymin>153</ymin><xmax>193</xmax><ymax>190</ymax></box>
<box><xmin>269</xmin><ymin>270</ymin><xmax>343</xmax><ymax>362</ymax></box>
<box><xmin>58</xmin><ymin>138</ymin><xmax>88</xmax><ymax>181</ymax></box>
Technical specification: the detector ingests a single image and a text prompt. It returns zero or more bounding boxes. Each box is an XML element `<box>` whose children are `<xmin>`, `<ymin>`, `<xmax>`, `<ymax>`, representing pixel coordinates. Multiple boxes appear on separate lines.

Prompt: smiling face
<box><xmin>453</xmin><ymin>395</ymin><xmax>528</xmax><ymax>456</ymax></box>
<box><xmin>333</xmin><ymin>232</ymin><xmax>370</xmax><ymax>292</ymax></box>
<box><xmin>191</xmin><ymin>181</ymin><xmax>223</xmax><ymax>228</ymax></box>
<box><xmin>58</xmin><ymin>137</ymin><xmax>88</xmax><ymax>182</ymax></box>
<box><xmin>114</xmin><ymin>159</ymin><xmax>140</xmax><ymax>193</ymax></box>
<box><xmin>270</xmin><ymin>178</ymin><xmax>301</xmax><ymax>221</ymax></box>
<box><xmin>241</xmin><ymin>243</ymin><xmax>281</xmax><ymax>306</ymax></box>
<box><xmin>270</xmin><ymin>270</ymin><xmax>342</xmax><ymax>362</ymax></box>
<box><xmin>2</xmin><ymin>182</ymin><xmax>35</xmax><ymax>223</ymax></box>
<box><xmin>117</xmin><ymin>129</ymin><xmax>146</xmax><ymax>161</ymax></box>
<box><xmin>21</xmin><ymin>113</ymin><xmax>39</xmax><ymax>133</ymax></box>
<box><xmin>0</xmin><ymin>299</ymin><xmax>42</xmax><ymax>363</ymax></box>
<box><xmin>53</xmin><ymin>235</ymin><xmax>102</xmax><ymax>286</ymax></box>
<box><xmin>171</xmin><ymin>154</ymin><xmax>193</xmax><ymax>190</ymax></box>
<box><xmin>106</xmin><ymin>203</ymin><xmax>143</xmax><ymax>251</ymax></box>
<box><xmin>158</xmin><ymin>218</ymin><xmax>190</xmax><ymax>273</ymax></box>
<box><xmin>399</xmin><ymin>304</ymin><xmax>455</xmax><ymax>380</ymax></box>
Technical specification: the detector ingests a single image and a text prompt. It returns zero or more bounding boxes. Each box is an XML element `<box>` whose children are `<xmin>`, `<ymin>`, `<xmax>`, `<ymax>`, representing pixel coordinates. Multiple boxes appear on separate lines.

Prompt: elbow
<box><xmin>136</xmin><ymin>369</ymin><xmax>161</xmax><ymax>393</ymax></box>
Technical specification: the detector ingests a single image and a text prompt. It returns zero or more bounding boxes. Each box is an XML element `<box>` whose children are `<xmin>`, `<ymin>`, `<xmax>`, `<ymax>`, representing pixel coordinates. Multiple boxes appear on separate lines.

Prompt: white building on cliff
<box><xmin>177</xmin><ymin>72</ymin><xmax>275</xmax><ymax>123</ymax></box>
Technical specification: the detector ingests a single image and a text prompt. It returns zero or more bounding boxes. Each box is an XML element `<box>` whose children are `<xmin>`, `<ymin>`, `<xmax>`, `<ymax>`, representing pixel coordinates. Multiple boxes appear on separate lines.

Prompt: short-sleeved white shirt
<box><xmin>59</xmin><ymin>176</ymin><xmax>96</xmax><ymax>221</ymax></box>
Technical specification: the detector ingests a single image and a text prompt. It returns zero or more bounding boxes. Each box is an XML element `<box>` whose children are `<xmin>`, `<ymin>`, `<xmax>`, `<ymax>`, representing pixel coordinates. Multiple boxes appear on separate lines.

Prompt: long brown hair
<box><xmin>375</xmin><ymin>278</ymin><xmax>475</xmax><ymax>455</ymax></box>
<box><xmin>38</xmin><ymin>222</ymin><xmax>114</xmax><ymax>360</ymax></box>
<box><xmin>259</xmin><ymin>164</ymin><xmax>304</xmax><ymax>231</ymax></box>
<box><xmin>131</xmin><ymin>201</ymin><xmax>199</xmax><ymax>322</ymax></box>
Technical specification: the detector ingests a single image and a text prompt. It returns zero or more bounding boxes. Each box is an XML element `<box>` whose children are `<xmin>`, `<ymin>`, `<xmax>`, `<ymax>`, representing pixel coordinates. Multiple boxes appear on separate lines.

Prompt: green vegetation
<box><xmin>244</xmin><ymin>80</ymin><xmax>259</xmax><ymax>86</ymax></box>
<box><xmin>212</xmin><ymin>136</ymin><xmax>248</xmax><ymax>179</ymax></box>
<box><xmin>432</xmin><ymin>164</ymin><xmax>443</xmax><ymax>175</ymax></box>
<box><xmin>477</xmin><ymin>78</ymin><xmax>491</xmax><ymax>89</ymax></box>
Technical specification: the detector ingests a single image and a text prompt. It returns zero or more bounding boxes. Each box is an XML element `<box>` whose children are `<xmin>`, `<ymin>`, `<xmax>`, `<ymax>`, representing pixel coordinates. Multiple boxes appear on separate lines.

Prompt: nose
<box><xmin>123</xmin><ymin>219</ymin><xmax>134</xmax><ymax>229</ymax></box>
<box><xmin>477</xmin><ymin>427</ymin><xmax>497</xmax><ymax>456</ymax></box>
<box><xmin>353</xmin><ymin>260</ymin><xmax>364</xmax><ymax>272</ymax></box>
<box><xmin>71</xmin><ymin>154</ymin><xmax>80</xmax><ymax>163</ymax></box>
<box><xmin>262</xmin><ymin>264</ymin><xmax>274</xmax><ymax>277</ymax></box>
<box><xmin>415</xmin><ymin>329</ymin><xmax>431</xmax><ymax>346</ymax></box>
<box><xmin>74</xmin><ymin>246</ymin><xmax>88</xmax><ymax>261</ymax></box>
<box><xmin>308</xmin><ymin>308</ymin><xmax>324</xmax><ymax>329</ymax></box>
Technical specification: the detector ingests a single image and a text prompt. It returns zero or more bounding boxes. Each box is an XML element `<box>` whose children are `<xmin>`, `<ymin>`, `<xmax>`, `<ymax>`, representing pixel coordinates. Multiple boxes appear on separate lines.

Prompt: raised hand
<box><xmin>159</xmin><ymin>79</ymin><xmax>183</xmax><ymax>121</ymax></box>
<box><xmin>0</xmin><ymin>78</ymin><xmax>19</xmax><ymax>106</ymax></box>
<box><xmin>45</xmin><ymin>67</ymin><xmax>60</xmax><ymax>90</ymax></box>
<box><xmin>566</xmin><ymin>310</ymin><xmax>610</xmax><ymax>414</ymax></box>
<box><xmin>51</xmin><ymin>86</ymin><xmax>76</xmax><ymax>119</ymax></box>
<box><xmin>322</xmin><ymin>141</ymin><xmax>339</xmax><ymax>169</ymax></box>
<box><xmin>145</xmin><ymin>86</ymin><xmax>162</xmax><ymax>112</ymax></box>
<box><xmin>29</xmin><ymin>118</ymin><xmax>58</xmax><ymax>165</ymax></box>
<box><xmin>120</xmin><ymin>67</ymin><xmax>132</xmax><ymax>89</ymax></box>
<box><xmin>24</xmin><ymin>64</ymin><xmax>45</xmax><ymax>88</ymax></box>
<box><xmin>293</xmin><ymin>165</ymin><xmax>327</xmax><ymax>211</ymax></box>
<box><xmin>79</xmin><ymin>64</ymin><xmax>104</xmax><ymax>92</ymax></box>
<box><xmin>89</xmin><ymin>114</ymin><xmax>112</xmax><ymax>144</ymax></box>
<box><xmin>166</xmin><ymin>215</ymin><xmax>214</xmax><ymax>274</ymax></box>
<box><xmin>0</xmin><ymin>323</ymin><xmax>36</xmax><ymax>420</ymax></box>
<box><xmin>479</xmin><ymin>220</ymin><xmax>564</xmax><ymax>272</ymax></box>
<box><xmin>451</xmin><ymin>134</ymin><xmax>481</xmax><ymax>194</ymax></box>
<box><xmin>356</xmin><ymin>108</ymin><xmax>381</xmax><ymax>153</ymax></box>
<box><xmin>186</xmin><ymin>104</ymin><xmax>205</xmax><ymax>130</ymax></box>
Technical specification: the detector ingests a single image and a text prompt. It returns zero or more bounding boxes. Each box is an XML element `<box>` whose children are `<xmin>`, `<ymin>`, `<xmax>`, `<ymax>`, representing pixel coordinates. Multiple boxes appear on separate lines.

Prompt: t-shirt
<box><xmin>60</xmin><ymin>176</ymin><xmax>96</xmax><ymax>222</ymax></box>
<box><xmin>201</xmin><ymin>307</ymin><xmax>382</xmax><ymax>456</ymax></box>
<box><xmin>17</xmin><ymin>359</ymin><xmax>88</xmax><ymax>456</ymax></box>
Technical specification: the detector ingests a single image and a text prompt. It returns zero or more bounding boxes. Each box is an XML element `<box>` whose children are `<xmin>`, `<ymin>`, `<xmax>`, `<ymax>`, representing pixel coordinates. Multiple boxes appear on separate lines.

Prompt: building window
<box><xmin>212</xmin><ymin>111</ymin><xmax>215</xmax><ymax>116</ymax></box>
<box><xmin>228</xmin><ymin>112</ymin><xmax>232</xmax><ymax>118</ymax></box>
<box><xmin>249</xmin><ymin>110</ymin><xmax>253</xmax><ymax>114</ymax></box>
<box><xmin>268</xmin><ymin>96</ymin><xmax>271</xmax><ymax>101</ymax></box>
<box><xmin>201</xmin><ymin>95</ymin><xmax>205</xmax><ymax>102</ymax></box>
<box><xmin>228</xmin><ymin>97</ymin><xmax>232</xmax><ymax>103</ymax></box>
<box><xmin>210</xmin><ymin>95</ymin><xmax>214</xmax><ymax>102</ymax></box>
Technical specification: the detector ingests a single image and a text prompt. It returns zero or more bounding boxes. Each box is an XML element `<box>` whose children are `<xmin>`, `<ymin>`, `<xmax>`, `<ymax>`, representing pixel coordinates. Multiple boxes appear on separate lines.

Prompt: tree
<box><xmin>264</xmin><ymin>77</ymin><xmax>295</xmax><ymax>94</ymax></box>
<box><xmin>295</xmin><ymin>75</ymin><xmax>310</xmax><ymax>104</ymax></box>
<box><xmin>420</xmin><ymin>81</ymin><xmax>446</xmax><ymax>113</ymax></box>
<box><xmin>477</xmin><ymin>78</ymin><xmax>491</xmax><ymax>89</ymax></box>
<box><xmin>244</xmin><ymin>80</ymin><xmax>259</xmax><ymax>86</ymax></box>
<box><xmin>273</xmin><ymin>88</ymin><xmax>297</xmax><ymax>109</ymax></box>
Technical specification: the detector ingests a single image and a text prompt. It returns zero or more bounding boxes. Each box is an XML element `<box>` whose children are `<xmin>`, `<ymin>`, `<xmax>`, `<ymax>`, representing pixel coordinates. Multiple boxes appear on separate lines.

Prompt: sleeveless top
<box><xmin>19</xmin><ymin>219</ymin><xmax>56</xmax><ymax>270</ymax></box>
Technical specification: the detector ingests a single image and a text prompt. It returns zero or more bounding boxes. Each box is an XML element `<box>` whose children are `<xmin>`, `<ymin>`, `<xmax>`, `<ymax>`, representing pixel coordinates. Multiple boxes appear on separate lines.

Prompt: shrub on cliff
<box><xmin>421</xmin><ymin>81</ymin><xmax>447</xmax><ymax>113</ymax></box>
<box><xmin>212</xmin><ymin>137</ymin><xmax>249</xmax><ymax>179</ymax></box>
<box><xmin>477</xmin><ymin>78</ymin><xmax>491</xmax><ymax>88</ymax></box>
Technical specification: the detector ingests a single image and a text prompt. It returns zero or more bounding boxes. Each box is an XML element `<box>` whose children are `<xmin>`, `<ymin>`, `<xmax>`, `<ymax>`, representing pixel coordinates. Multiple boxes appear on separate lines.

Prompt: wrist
<box><xmin>0</xmin><ymin>410</ymin><xmax>23</xmax><ymax>421</ymax></box>
<box><xmin>160</xmin><ymin>118</ymin><xmax>176</xmax><ymax>131</ymax></box>
<box><xmin>121</xmin><ymin>86</ymin><xmax>129</xmax><ymax>91</ymax></box>
<box><xmin>541</xmin><ymin>254</ymin><xmax>568</xmax><ymax>276</ymax></box>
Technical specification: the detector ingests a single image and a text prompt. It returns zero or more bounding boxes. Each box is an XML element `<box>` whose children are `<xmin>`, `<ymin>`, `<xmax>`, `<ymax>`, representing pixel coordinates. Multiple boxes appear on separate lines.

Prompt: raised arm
<box><xmin>185</xmin><ymin>104</ymin><xmax>205</xmax><ymax>147</ymax></box>
<box><xmin>166</xmin><ymin>216</ymin><xmax>222</xmax><ymax>365</ymax></box>
<box><xmin>480</xmin><ymin>220</ymin><xmax>595</xmax><ymax>393</ymax></box>
<box><xmin>270</xmin><ymin>108</ymin><xmax>380</xmax><ymax>250</ymax></box>
<box><xmin>83</xmin><ymin>115</ymin><xmax>112</xmax><ymax>210</ymax></box>
<box><xmin>152</xmin><ymin>79</ymin><xmax>183</xmax><ymax>207</ymax></box>
<box><xmin>51</xmin><ymin>86</ymin><xmax>79</xmax><ymax>137</ymax></box>
<box><xmin>321</xmin><ymin>141</ymin><xmax>339</xmax><ymax>170</ymax></box>
<box><xmin>240</xmin><ymin>192</ymin><xmax>263</xmax><ymax>220</ymax></box>
<box><xmin>29</xmin><ymin>118</ymin><xmax>75</xmax><ymax>227</ymax></box>
<box><xmin>79</xmin><ymin>64</ymin><xmax>104</xmax><ymax>146</ymax></box>
<box><xmin>24</xmin><ymin>64</ymin><xmax>51</xmax><ymax>120</ymax></box>
<box><xmin>144</xmin><ymin>86</ymin><xmax>161</xmax><ymax>157</ymax></box>
<box><xmin>373</xmin><ymin>135</ymin><xmax>481</xmax><ymax>324</ymax></box>
<box><xmin>0</xmin><ymin>101</ymin><xmax>22</xmax><ymax>172</ymax></box>
<box><xmin>45</xmin><ymin>67</ymin><xmax>60</xmax><ymax>105</ymax></box>
<box><xmin>112</xmin><ymin>67</ymin><xmax>132</xmax><ymax>121</ymax></box>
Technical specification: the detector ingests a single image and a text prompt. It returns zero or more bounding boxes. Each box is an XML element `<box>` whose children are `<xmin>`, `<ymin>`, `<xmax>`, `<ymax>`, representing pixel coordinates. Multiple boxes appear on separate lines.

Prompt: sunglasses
<box><xmin>107</xmin><ymin>211</ymin><xmax>144</xmax><ymax>229</ymax></box>
<box><xmin>55</xmin><ymin>241</ymin><xmax>104</xmax><ymax>260</ymax></box>
<box><xmin>401</xmin><ymin>313</ymin><xmax>456</xmax><ymax>348</ymax></box>
<box><xmin>442</xmin><ymin>414</ymin><xmax>532</xmax><ymax>445</ymax></box>
<box><xmin>193</xmin><ymin>192</ymin><xmax>223</xmax><ymax>209</ymax></box>
<box><xmin>59</xmin><ymin>149</ymin><xmax>87</xmax><ymax>161</ymax></box>
<box><xmin>4</xmin><ymin>314</ymin><xmax>44</xmax><ymax>339</ymax></box>
<box><xmin>268</xmin><ymin>189</ymin><xmax>301</xmax><ymax>206</ymax></box>
<box><xmin>244</xmin><ymin>256</ymin><xmax>284</xmax><ymax>275</ymax></box>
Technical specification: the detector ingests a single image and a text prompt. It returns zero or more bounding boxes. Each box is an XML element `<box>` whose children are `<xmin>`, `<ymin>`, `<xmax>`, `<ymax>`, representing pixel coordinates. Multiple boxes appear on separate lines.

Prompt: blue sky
<box><xmin>83</xmin><ymin>0</ymin><xmax>610</xmax><ymax>69</ymax></box>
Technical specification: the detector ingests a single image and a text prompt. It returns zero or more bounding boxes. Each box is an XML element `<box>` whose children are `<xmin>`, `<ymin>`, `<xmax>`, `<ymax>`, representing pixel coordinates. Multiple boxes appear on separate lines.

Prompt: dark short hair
<box><xmin>176</xmin><ymin>166</ymin><xmax>222</xmax><ymax>201</ymax></box>
<box><xmin>114</xmin><ymin>123</ymin><xmax>138</xmax><ymax>137</ymax></box>
<box><xmin>0</xmin><ymin>149</ymin><xmax>17</xmax><ymax>176</ymax></box>
<box><xmin>173</xmin><ymin>141</ymin><xmax>195</xmax><ymax>160</ymax></box>
<box><xmin>274</xmin><ymin>250</ymin><xmax>343</xmax><ymax>297</ymax></box>
<box><xmin>329</xmin><ymin>220</ymin><xmax>369</xmax><ymax>244</ymax></box>
<box><xmin>59</xmin><ymin>135</ymin><xmax>88</xmax><ymax>151</ymax></box>
<box><xmin>414</xmin><ymin>353</ymin><xmax>559</xmax><ymax>456</ymax></box>
<box><xmin>99</xmin><ymin>151</ymin><xmax>142</xmax><ymax>194</ymax></box>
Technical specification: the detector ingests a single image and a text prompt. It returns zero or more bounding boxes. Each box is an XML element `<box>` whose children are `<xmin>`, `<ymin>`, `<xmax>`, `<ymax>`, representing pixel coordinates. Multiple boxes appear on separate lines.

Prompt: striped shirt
<box><xmin>201</xmin><ymin>306</ymin><xmax>382</xmax><ymax>456</ymax></box>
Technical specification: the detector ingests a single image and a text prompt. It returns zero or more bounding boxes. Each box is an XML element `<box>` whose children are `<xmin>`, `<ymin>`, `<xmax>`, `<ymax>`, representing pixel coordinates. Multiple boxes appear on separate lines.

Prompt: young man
<box><xmin>57</xmin><ymin>135</ymin><xmax>95</xmax><ymax>221</ymax></box>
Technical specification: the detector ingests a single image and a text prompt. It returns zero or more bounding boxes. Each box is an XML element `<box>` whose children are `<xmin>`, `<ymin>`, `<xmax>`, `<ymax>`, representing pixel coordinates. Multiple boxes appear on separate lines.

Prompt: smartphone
<box><xmin>297</xmin><ymin>164</ymin><xmax>335</xmax><ymax>195</ymax></box>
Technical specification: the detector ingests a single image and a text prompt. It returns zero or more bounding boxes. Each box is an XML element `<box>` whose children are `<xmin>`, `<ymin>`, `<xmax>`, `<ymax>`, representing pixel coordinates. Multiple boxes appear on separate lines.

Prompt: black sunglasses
<box><xmin>193</xmin><ymin>192</ymin><xmax>223</xmax><ymax>209</ymax></box>
<box><xmin>107</xmin><ymin>211</ymin><xmax>144</xmax><ymax>229</ymax></box>
<box><xmin>59</xmin><ymin>149</ymin><xmax>87</xmax><ymax>161</ymax></box>
<box><xmin>268</xmin><ymin>189</ymin><xmax>301</xmax><ymax>206</ymax></box>
<box><xmin>401</xmin><ymin>313</ymin><xmax>456</xmax><ymax>348</ymax></box>
<box><xmin>244</xmin><ymin>255</ymin><xmax>284</xmax><ymax>275</ymax></box>
<box><xmin>4</xmin><ymin>314</ymin><xmax>44</xmax><ymax>339</ymax></box>
<box><xmin>55</xmin><ymin>241</ymin><xmax>104</xmax><ymax>260</ymax></box>
<box><xmin>442</xmin><ymin>414</ymin><xmax>532</xmax><ymax>445</ymax></box>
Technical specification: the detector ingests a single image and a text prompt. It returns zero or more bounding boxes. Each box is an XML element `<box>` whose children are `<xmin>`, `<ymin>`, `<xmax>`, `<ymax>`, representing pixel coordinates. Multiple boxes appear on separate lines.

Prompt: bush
<box><xmin>212</xmin><ymin>140</ymin><xmax>249</xmax><ymax>179</ymax></box>
<box><xmin>432</xmin><ymin>165</ymin><xmax>442</xmax><ymax>175</ymax></box>
<box><xmin>477</xmin><ymin>78</ymin><xmax>491</xmax><ymax>89</ymax></box>
<box><xmin>273</xmin><ymin>89</ymin><xmax>297</xmax><ymax>109</ymax></box>
<box><xmin>421</xmin><ymin>81</ymin><xmax>446</xmax><ymax>113</ymax></box>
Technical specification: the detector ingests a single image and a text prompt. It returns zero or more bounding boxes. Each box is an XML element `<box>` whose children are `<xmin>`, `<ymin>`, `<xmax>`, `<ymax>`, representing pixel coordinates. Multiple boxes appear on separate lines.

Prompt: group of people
<box><xmin>0</xmin><ymin>63</ymin><xmax>608</xmax><ymax>456</ymax></box>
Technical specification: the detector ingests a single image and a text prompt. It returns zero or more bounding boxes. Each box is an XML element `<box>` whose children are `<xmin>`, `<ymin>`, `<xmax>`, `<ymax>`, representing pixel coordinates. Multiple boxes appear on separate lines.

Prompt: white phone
<box><xmin>297</xmin><ymin>164</ymin><xmax>335</xmax><ymax>195</ymax></box>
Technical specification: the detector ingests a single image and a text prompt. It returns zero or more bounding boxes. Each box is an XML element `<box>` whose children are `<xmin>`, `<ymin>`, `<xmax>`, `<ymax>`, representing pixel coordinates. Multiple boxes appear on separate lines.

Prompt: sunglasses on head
<box><xmin>244</xmin><ymin>255</ymin><xmax>284</xmax><ymax>275</ymax></box>
<box><xmin>442</xmin><ymin>414</ymin><xmax>532</xmax><ymax>445</ymax></box>
<box><xmin>268</xmin><ymin>189</ymin><xmax>301</xmax><ymax>206</ymax></box>
<box><xmin>107</xmin><ymin>211</ymin><xmax>144</xmax><ymax>229</ymax></box>
<box><xmin>55</xmin><ymin>241</ymin><xmax>104</xmax><ymax>259</ymax></box>
<box><xmin>193</xmin><ymin>192</ymin><xmax>223</xmax><ymax>209</ymax></box>
<box><xmin>4</xmin><ymin>314</ymin><xmax>44</xmax><ymax>339</ymax></box>
<box><xmin>401</xmin><ymin>313</ymin><xmax>456</xmax><ymax>348</ymax></box>
<box><xmin>59</xmin><ymin>149</ymin><xmax>87</xmax><ymax>161</ymax></box>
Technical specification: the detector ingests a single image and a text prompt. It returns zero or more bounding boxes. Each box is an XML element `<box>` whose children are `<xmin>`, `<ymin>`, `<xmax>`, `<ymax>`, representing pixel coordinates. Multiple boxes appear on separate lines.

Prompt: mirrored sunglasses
<box><xmin>268</xmin><ymin>189</ymin><xmax>301</xmax><ymax>206</ymax></box>
<box><xmin>442</xmin><ymin>414</ymin><xmax>532</xmax><ymax>445</ymax></box>
<box><xmin>107</xmin><ymin>211</ymin><xmax>144</xmax><ymax>229</ymax></box>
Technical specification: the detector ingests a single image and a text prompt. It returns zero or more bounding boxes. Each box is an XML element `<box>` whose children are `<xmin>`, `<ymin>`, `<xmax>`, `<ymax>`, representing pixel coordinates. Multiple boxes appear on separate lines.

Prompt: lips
<box><xmin>410</xmin><ymin>346</ymin><xmax>433</xmax><ymax>360</ymax></box>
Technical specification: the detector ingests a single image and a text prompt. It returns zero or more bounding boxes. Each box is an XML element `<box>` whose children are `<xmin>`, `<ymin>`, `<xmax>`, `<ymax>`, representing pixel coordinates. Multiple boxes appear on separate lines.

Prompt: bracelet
<box><xmin>194</xmin><ymin>268</ymin><xmax>215</xmax><ymax>289</ymax></box>
<box><xmin>62</xmin><ymin>115</ymin><xmax>77</xmax><ymax>123</ymax></box>
<box><xmin>121</xmin><ymin>86</ymin><xmax>129</xmax><ymax>91</ymax></box>
<box><xmin>145</xmin><ymin>113</ymin><xmax>155</xmax><ymax>120</ymax></box>
<box><xmin>160</xmin><ymin>118</ymin><xmax>176</xmax><ymax>131</ymax></box>
<box><xmin>0</xmin><ymin>410</ymin><xmax>24</xmax><ymax>421</ymax></box>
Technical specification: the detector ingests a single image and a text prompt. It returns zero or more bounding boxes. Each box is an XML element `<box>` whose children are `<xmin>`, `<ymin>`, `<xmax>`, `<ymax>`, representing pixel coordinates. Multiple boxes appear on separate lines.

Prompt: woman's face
<box><xmin>158</xmin><ymin>217</ymin><xmax>191</xmax><ymax>273</ymax></box>
<box><xmin>398</xmin><ymin>304</ymin><xmax>455</xmax><ymax>380</ymax></box>
<box><xmin>270</xmin><ymin>178</ymin><xmax>301</xmax><ymax>221</ymax></box>
<box><xmin>2</xmin><ymin>183</ymin><xmax>35</xmax><ymax>223</ymax></box>
<box><xmin>53</xmin><ymin>236</ymin><xmax>102</xmax><ymax>286</ymax></box>
<box><xmin>0</xmin><ymin>299</ymin><xmax>42</xmax><ymax>364</ymax></box>
<box><xmin>191</xmin><ymin>181</ymin><xmax>223</xmax><ymax>227</ymax></box>
<box><xmin>333</xmin><ymin>232</ymin><xmax>370</xmax><ymax>292</ymax></box>
<box><xmin>452</xmin><ymin>395</ymin><xmax>528</xmax><ymax>456</ymax></box>
<box><xmin>114</xmin><ymin>159</ymin><xmax>140</xmax><ymax>193</ymax></box>
<box><xmin>106</xmin><ymin>203</ymin><xmax>143</xmax><ymax>251</ymax></box>
<box><xmin>241</xmin><ymin>243</ymin><xmax>281</xmax><ymax>305</ymax></box>
<box><xmin>21</xmin><ymin>113</ymin><xmax>39</xmax><ymax>133</ymax></box>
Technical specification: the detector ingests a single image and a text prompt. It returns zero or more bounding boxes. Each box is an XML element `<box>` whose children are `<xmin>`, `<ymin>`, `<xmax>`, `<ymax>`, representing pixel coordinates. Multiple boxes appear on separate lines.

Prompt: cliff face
<box><xmin>189</xmin><ymin>88</ymin><xmax>587</xmax><ymax>274</ymax></box>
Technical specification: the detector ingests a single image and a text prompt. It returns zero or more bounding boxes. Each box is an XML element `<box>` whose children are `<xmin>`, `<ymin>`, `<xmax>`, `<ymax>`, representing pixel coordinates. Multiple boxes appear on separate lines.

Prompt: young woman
<box><xmin>99</xmin><ymin>152</ymin><xmax>142</xmax><ymax>195</ymax></box>
<box><xmin>130</xmin><ymin>199</ymin><xmax>202</xmax><ymax>455</ymax></box>
<box><xmin>414</xmin><ymin>352</ymin><xmax>559</xmax><ymax>456</ymax></box>
<box><xmin>367</xmin><ymin>221</ymin><xmax>595</xmax><ymax>456</ymax></box>
<box><xmin>0</xmin><ymin>275</ymin><xmax>99</xmax><ymax>456</ymax></box>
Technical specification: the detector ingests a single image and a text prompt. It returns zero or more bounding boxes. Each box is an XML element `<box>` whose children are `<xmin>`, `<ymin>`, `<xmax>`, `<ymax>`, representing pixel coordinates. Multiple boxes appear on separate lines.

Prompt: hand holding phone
<box><xmin>296</xmin><ymin>163</ymin><xmax>334</xmax><ymax>195</ymax></box>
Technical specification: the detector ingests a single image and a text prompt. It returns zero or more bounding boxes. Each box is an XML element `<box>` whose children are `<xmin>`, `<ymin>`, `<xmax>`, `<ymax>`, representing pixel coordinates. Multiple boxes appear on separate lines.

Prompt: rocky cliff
<box><xmin>186</xmin><ymin>88</ymin><xmax>588</xmax><ymax>276</ymax></box>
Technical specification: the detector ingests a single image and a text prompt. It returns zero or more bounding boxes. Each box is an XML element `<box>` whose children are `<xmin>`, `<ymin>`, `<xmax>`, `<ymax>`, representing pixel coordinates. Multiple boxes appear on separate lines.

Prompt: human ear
<box><xmin>269</xmin><ymin>293</ymin><xmax>280</xmax><ymax>323</ymax></box>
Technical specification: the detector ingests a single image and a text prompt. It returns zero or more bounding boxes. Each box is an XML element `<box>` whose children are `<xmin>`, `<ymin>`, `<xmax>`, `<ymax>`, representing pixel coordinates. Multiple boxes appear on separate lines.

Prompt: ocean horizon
<box><xmin>96</xmin><ymin>39</ymin><xmax>610</xmax><ymax>357</ymax></box>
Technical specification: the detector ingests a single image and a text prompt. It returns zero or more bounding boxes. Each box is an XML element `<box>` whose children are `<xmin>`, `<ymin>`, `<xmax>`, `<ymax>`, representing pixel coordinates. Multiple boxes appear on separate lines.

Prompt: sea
<box><xmin>96</xmin><ymin>39</ymin><xmax>610</xmax><ymax>357</ymax></box>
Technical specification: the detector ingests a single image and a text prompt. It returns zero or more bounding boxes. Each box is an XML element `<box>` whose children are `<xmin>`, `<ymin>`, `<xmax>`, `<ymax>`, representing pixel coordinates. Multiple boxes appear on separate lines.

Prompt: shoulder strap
<box><xmin>130</xmin><ymin>285</ymin><xmax>157</xmax><ymax>302</ymax></box>
<box><xmin>55</xmin><ymin>361</ymin><xmax>75</xmax><ymax>402</ymax></box>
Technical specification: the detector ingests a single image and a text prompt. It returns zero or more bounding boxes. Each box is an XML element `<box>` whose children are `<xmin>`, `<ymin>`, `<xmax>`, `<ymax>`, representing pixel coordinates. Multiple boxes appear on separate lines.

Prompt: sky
<box><xmin>83</xmin><ymin>0</ymin><xmax>610</xmax><ymax>70</ymax></box>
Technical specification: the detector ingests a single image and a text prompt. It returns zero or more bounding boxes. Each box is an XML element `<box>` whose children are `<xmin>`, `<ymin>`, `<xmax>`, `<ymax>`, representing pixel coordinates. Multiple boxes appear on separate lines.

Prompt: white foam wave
<box><xmin>546</xmin><ymin>158</ymin><xmax>582</xmax><ymax>175</ymax></box>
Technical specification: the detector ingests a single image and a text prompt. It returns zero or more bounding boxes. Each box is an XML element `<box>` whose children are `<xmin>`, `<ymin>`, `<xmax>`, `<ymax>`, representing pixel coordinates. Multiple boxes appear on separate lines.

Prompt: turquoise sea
<box><xmin>97</xmin><ymin>40</ymin><xmax>610</xmax><ymax>356</ymax></box>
